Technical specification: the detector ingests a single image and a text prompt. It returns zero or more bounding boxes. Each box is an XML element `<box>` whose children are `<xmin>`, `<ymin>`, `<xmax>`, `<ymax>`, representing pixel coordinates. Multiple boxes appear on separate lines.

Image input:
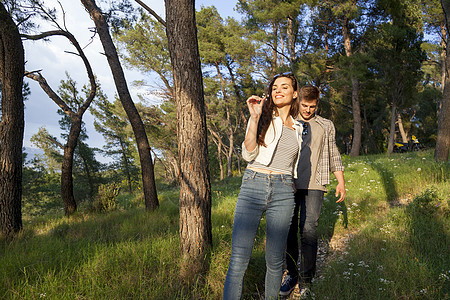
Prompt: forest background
<box><xmin>0</xmin><ymin>0</ymin><xmax>449</xmax><ymax>298</ymax></box>
<box><xmin>16</xmin><ymin>0</ymin><xmax>449</xmax><ymax>195</ymax></box>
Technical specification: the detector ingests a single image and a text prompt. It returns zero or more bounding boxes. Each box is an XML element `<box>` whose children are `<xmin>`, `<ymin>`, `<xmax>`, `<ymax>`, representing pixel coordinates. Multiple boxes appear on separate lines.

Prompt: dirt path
<box><xmin>282</xmin><ymin>231</ymin><xmax>357</xmax><ymax>300</ymax></box>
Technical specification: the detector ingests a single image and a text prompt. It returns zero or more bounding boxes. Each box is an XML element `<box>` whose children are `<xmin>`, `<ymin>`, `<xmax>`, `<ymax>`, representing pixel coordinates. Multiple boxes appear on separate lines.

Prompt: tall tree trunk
<box><xmin>165</xmin><ymin>0</ymin><xmax>212</xmax><ymax>275</ymax></box>
<box><xmin>225</xmin><ymin>64</ymin><xmax>247</xmax><ymax>129</ymax></box>
<box><xmin>209</xmin><ymin>128</ymin><xmax>225</xmax><ymax>180</ymax></box>
<box><xmin>0</xmin><ymin>4</ymin><xmax>24</xmax><ymax>237</ymax></box>
<box><xmin>119</xmin><ymin>138</ymin><xmax>133</xmax><ymax>193</ymax></box>
<box><xmin>218</xmin><ymin>138</ymin><xmax>224</xmax><ymax>180</ymax></box>
<box><xmin>227</xmin><ymin>125</ymin><xmax>234</xmax><ymax>177</ymax></box>
<box><xmin>61</xmin><ymin>116</ymin><xmax>82</xmax><ymax>215</ymax></box>
<box><xmin>214</xmin><ymin>63</ymin><xmax>235</xmax><ymax>177</ymax></box>
<box><xmin>24</xmin><ymin>26</ymin><xmax>97</xmax><ymax>216</ymax></box>
<box><xmin>436</xmin><ymin>0</ymin><xmax>450</xmax><ymax>161</ymax></box>
<box><xmin>287</xmin><ymin>16</ymin><xmax>296</xmax><ymax>67</ymax></box>
<box><xmin>233</xmin><ymin>147</ymin><xmax>242</xmax><ymax>176</ymax></box>
<box><xmin>387</xmin><ymin>103</ymin><xmax>397</xmax><ymax>154</ymax></box>
<box><xmin>81</xmin><ymin>0</ymin><xmax>159</xmax><ymax>210</ymax></box>
<box><xmin>441</xmin><ymin>22</ymin><xmax>446</xmax><ymax>94</ymax></box>
<box><xmin>397</xmin><ymin>113</ymin><xmax>408</xmax><ymax>143</ymax></box>
<box><xmin>272</xmin><ymin>23</ymin><xmax>278</xmax><ymax>74</ymax></box>
<box><xmin>343</xmin><ymin>15</ymin><xmax>362</xmax><ymax>157</ymax></box>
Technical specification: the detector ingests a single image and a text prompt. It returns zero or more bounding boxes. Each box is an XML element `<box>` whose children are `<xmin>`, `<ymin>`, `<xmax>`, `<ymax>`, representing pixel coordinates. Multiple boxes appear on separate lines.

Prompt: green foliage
<box><xmin>91</xmin><ymin>183</ymin><xmax>121</xmax><ymax>212</ymax></box>
<box><xmin>22</xmin><ymin>160</ymin><xmax>61</xmax><ymax>218</ymax></box>
<box><xmin>113</xmin><ymin>14</ymin><xmax>171</xmax><ymax>88</ymax></box>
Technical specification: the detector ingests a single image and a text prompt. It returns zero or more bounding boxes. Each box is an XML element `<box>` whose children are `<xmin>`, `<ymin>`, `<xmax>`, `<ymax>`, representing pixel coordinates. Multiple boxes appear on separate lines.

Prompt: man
<box><xmin>280</xmin><ymin>85</ymin><xmax>346</xmax><ymax>297</ymax></box>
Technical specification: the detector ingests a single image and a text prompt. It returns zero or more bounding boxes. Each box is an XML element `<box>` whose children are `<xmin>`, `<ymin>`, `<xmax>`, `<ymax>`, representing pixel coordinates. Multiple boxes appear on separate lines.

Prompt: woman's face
<box><xmin>271</xmin><ymin>77</ymin><xmax>298</xmax><ymax>109</ymax></box>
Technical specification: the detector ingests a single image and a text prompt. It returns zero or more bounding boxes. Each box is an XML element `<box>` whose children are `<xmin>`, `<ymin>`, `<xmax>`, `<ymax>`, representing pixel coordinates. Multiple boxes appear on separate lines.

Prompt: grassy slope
<box><xmin>1</xmin><ymin>150</ymin><xmax>448</xmax><ymax>299</ymax></box>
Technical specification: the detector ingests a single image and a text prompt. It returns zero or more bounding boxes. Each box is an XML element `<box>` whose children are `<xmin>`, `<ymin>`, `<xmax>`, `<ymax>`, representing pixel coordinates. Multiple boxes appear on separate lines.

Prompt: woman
<box><xmin>223</xmin><ymin>73</ymin><xmax>303</xmax><ymax>299</ymax></box>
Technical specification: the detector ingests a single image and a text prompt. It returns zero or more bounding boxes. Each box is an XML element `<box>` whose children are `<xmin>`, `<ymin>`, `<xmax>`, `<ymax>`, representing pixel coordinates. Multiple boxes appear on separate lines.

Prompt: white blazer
<box><xmin>241</xmin><ymin>115</ymin><xmax>303</xmax><ymax>178</ymax></box>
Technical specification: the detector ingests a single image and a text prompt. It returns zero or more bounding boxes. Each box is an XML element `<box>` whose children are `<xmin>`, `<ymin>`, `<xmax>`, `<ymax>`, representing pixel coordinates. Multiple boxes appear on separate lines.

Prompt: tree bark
<box><xmin>435</xmin><ymin>0</ymin><xmax>450</xmax><ymax>161</ymax></box>
<box><xmin>342</xmin><ymin>14</ymin><xmax>362</xmax><ymax>157</ymax></box>
<box><xmin>81</xmin><ymin>0</ymin><xmax>159</xmax><ymax>209</ymax></box>
<box><xmin>272</xmin><ymin>23</ymin><xmax>278</xmax><ymax>74</ymax></box>
<box><xmin>119</xmin><ymin>138</ymin><xmax>133</xmax><ymax>193</ymax></box>
<box><xmin>61</xmin><ymin>116</ymin><xmax>82</xmax><ymax>214</ymax></box>
<box><xmin>287</xmin><ymin>16</ymin><xmax>296</xmax><ymax>67</ymax></box>
<box><xmin>165</xmin><ymin>0</ymin><xmax>212</xmax><ymax>274</ymax></box>
<box><xmin>209</xmin><ymin>128</ymin><xmax>224</xmax><ymax>180</ymax></box>
<box><xmin>387</xmin><ymin>103</ymin><xmax>397</xmax><ymax>154</ymax></box>
<box><xmin>397</xmin><ymin>113</ymin><xmax>408</xmax><ymax>143</ymax></box>
<box><xmin>214</xmin><ymin>63</ymin><xmax>235</xmax><ymax>177</ymax></box>
<box><xmin>0</xmin><ymin>3</ymin><xmax>24</xmax><ymax>237</ymax></box>
<box><xmin>441</xmin><ymin>22</ymin><xmax>446</xmax><ymax>93</ymax></box>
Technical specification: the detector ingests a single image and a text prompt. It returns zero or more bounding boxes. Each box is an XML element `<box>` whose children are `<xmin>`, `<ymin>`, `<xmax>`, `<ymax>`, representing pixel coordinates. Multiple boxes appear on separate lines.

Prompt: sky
<box><xmin>22</xmin><ymin>0</ymin><xmax>241</xmax><ymax>162</ymax></box>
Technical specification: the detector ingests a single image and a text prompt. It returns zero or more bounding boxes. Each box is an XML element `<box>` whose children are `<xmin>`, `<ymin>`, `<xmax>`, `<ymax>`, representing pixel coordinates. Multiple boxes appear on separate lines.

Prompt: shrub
<box><xmin>92</xmin><ymin>183</ymin><xmax>120</xmax><ymax>212</ymax></box>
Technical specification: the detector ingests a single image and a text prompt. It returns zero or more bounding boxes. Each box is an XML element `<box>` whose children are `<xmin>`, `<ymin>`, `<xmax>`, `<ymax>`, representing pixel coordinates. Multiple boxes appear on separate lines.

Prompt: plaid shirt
<box><xmin>297</xmin><ymin>115</ymin><xmax>344</xmax><ymax>186</ymax></box>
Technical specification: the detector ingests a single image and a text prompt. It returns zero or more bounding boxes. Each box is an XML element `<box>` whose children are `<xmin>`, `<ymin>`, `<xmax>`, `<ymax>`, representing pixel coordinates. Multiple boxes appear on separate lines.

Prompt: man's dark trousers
<box><xmin>285</xmin><ymin>189</ymin><xmax>324</xmax><ymax>283</ymax></box>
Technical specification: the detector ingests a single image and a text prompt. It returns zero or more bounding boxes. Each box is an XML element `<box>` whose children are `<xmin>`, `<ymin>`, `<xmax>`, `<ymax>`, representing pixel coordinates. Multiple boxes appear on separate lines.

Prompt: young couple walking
<box><xmin>223</xmin><ymin>72</ymin><xmax>346</xmax><ymax>300</ymax></box>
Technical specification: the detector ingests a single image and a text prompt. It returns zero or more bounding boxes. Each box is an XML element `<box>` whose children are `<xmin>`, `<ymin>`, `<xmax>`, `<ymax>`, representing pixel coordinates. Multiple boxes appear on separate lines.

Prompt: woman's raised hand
<box><xmin>246</xmin><ymin>95</ymin><xmax>266</xmax><ymax>119</ymax></box>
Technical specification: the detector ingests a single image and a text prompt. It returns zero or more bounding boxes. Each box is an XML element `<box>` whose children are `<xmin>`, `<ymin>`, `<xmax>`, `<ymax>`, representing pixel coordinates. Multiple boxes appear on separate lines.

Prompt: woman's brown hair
<box><xmin>256</xmin><ymin>73</ymin><xmax>299</xmax><ymax>146</ymax></box>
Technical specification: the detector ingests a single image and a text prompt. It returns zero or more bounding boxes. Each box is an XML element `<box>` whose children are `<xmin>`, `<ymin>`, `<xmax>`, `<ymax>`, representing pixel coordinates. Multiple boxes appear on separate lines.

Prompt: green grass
<box><xmin>1</xmin><ymin>150</ymin><xmax>449</xmax><ymax>299</ymax></box>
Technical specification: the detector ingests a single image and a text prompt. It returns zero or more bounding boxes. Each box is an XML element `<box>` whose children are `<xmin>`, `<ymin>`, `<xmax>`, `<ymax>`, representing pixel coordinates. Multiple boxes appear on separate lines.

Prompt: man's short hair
<box><xmin>300</xmin><ymin>85</ymin><xmax>320</xmax><ymax>101</ymax></box>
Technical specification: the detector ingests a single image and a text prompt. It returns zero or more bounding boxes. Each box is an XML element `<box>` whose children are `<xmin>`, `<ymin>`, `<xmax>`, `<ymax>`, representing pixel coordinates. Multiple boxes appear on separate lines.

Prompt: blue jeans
<box><xmin>223</xmin><ymin>169</ymin><xmax>295</xmax><ymax>300</ymax></box>
<box><xmin>285</xmin><ymin>189</ymin><xmax>324</xmax><ymax>283</ymax></box>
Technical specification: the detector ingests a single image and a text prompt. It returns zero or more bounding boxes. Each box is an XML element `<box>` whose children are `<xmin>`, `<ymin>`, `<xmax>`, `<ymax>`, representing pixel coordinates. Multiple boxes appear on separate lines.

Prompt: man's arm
<box><xmin>333</xmin><ymin>170</ymin><xmax>345</xmax><ymax>203</ymax></box>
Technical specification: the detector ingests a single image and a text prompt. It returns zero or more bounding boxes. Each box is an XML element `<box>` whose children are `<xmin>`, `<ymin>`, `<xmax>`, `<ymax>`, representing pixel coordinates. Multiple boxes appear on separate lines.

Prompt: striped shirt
<box><xmin>248</xmin><ymin>125</ymin><xmax>299</xmax><ymax>175</ymax></box>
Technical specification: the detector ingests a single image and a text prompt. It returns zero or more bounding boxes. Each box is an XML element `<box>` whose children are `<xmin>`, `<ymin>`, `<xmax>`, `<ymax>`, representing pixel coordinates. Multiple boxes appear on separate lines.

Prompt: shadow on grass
<box><xmin>319</xmin><ymin>189</ymin><xmax>348</xmax><ymax>243</ymax></box>
<box><xmin>371</xmin><ymin>162</ymin><xmax>399</xmax><ymax>207</ymax></box>
<box><xmin>406</xmin><ymin>190</ymin><xmax>450</xmax><ymax>296</ymax></box>
<box><xmin>311</xmin><ymin>189</ymin><xmax>449</xmax><ymax>299</ymax></box>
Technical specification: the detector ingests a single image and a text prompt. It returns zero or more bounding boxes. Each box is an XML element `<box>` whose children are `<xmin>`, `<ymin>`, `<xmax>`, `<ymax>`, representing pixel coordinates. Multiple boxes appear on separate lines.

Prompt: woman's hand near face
<box><xmin>244</xmin><ymin>95</ymin><xmax>266</xmax><ymax>152</ymax></box>
<box><xmin>246</xmin><ymin>95</ymin><xmax>265</xmax><ymax>120</ymax></box>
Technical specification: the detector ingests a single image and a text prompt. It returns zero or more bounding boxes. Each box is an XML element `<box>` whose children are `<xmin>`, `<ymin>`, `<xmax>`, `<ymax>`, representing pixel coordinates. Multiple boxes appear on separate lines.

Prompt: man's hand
<box><xmin>333</xmin><ymin>171</ymin><xmax>345</xmax><ymax>203</ymax></box>
<box><xmin>335</xmin><ymin>182</ymin><xmax>345</xmax><ymax>203</ymax></box>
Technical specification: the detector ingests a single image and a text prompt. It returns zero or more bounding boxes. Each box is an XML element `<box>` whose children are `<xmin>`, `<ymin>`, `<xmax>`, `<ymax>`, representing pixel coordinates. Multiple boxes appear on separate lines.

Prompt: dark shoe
<box><xmin>279</xmin><ymin>274</ymin><xmax>298</xmax><ymax>296</ymax></box>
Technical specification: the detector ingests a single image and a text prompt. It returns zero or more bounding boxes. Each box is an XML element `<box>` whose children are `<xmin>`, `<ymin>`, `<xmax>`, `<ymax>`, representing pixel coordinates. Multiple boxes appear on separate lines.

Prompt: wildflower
<box><xmin>379</xmin><ymin>278</ymin><xmax>392</xmax><ymax>284</ymax></box>
<box><xmin>417</xmin><ymin>168</ymin><xmax>422</xmax><ymax>172</ymax></box>
<box><xmin>348</xmin><ymin>262</ymin><xmax>354</xmax><ymax>267</ymax></box>
<box><xmin>439</xmin><ymin>273</ymin><xmax>449</xmax><ymax>281</ymax></box>
<box><xmin>420</xmin><ymin>288</ymin><xmax>427</xmax><ymax>294</ymax></box>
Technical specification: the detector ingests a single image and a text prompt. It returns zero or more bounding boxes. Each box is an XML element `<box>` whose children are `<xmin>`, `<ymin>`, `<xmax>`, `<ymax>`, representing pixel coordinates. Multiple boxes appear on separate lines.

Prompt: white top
<box><xmin>248</xmin><ymin>125</ymin><xmax>299</xmax><ymax>175</ymax></box>
<box><xmin>242</xmin><ymin>115</ymin><xmax>303</xmax><ymax>178</ymax></box>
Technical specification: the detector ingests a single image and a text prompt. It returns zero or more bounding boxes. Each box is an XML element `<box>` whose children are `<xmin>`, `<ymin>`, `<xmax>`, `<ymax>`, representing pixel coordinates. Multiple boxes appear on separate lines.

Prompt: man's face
<box><xmin>299</xmin><ymin>98</ymin><xmax>318</xmax><ymax>120</ymax></box>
